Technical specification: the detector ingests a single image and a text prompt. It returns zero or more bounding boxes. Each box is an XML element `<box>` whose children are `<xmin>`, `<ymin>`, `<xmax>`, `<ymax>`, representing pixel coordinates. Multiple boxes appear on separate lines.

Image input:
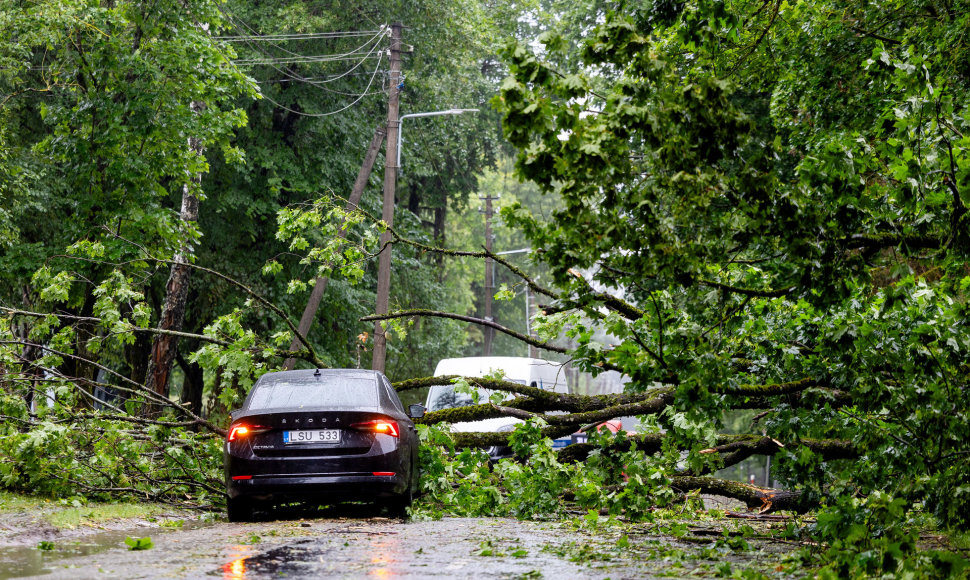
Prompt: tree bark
<box><xmin>669</xmin><ymin>476</ymin><xmax>817</xmax><ymax>513</ymax></box>
<box><xmin>124</xmin><ymin>308</ymin><xmax>152</xmax><ymax>390</ymax></box>
<box><xmin>176</xmin><ymin>351</ymin><xmax>204</xmax><ymax>423</ymax></box>
<box><xmin>451</xmin><ymin>425</ymin><xmax>577</xmax><ymax>448</ymax></box>
<box><xmin>145</xmin><ymin>102</ymin><xmax>203</xmax><ymax>408</ymax></box>
<box><xmin>557</xmin><ymin>434</ymin><xmax>857</xmax><ymax>466</ymax></box>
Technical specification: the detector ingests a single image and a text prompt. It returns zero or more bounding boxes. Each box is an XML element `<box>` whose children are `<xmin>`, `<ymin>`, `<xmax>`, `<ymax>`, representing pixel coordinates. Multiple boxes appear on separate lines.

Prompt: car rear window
<box><xmin>247</xmin><ymin>375</ymin><xmax>378</xmax><ymax>410</ymax></box>
<box><xmin>379</xmin><ymin>379</ymin><xmax>406</xmax><ymax>414</ymax></box>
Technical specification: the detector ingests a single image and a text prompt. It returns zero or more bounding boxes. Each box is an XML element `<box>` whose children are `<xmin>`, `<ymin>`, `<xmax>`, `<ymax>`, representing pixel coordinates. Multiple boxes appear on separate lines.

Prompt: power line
<box><xmin>212</xmin><ymin>9</ymin><xmax>388</xmax><ymax>116</ymax></box>
<box><xmin>221</xmin><ymin>13</ymin><xmax>385</xmax><ymax>89</ymax></box>
<box><xmin>219</xmin><ymin>12</ymin><xmax>383</xmax><ymax>51</ymax></box>
<box><xmin>216</xmin><ymin>30</ymin><xmax>383</xmax><ymax>41</ymax></box>
<box><xmin>255</xmin><ymin>71</ymin><xmax>380</xmax><ymax>83</ymax></box>
<box><xmin>254</xmin><ymin>50</ymin><xmax>385</xmax><ymax>118</ymax></box>
<box><xmin>220</xmin><ymin>14</ymin><xmax>384</xmax><ymax>62</ymax></box>
<box><xmin>221</xmin><ymin>13</ymin><xmax>305</xmax><ymax>58</ymax></box>
<box><xmin>233</xmin><ymin>53</ymin><xmax>383</xmax><ymax>66</ymax></box>
<box><xmin>234</xmin><ymin>39</ymin><xmax>385</xmax><ymax>96</ymax></box>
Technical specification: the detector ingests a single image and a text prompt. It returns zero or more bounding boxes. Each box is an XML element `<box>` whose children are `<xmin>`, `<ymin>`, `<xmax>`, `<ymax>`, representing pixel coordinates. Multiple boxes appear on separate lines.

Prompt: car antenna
<box><xmin>313</xmin><ymin>368</ymin><xmax>322</xmax><ymax>377</ymax></box>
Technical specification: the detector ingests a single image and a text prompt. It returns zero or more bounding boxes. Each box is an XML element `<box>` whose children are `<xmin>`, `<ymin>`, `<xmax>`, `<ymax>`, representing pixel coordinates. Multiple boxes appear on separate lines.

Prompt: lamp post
<box><xmin>496</xmin><ymin>248</ymin><xmax>533</xmax><ymax>357</ymax></box>
<box><xmin>397</xmin><ymin>109</ymin><xmax>479</xmax><ymax>169</ymax></box>
<box><xmin>372</xmin><ymin>107</ymin><xmax>479</xmax><ymax>372</ymax></box>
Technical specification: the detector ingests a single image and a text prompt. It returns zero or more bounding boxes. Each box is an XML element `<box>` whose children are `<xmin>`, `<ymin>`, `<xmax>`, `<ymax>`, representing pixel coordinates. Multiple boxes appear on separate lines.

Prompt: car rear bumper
<box><xmin>227</xmin><ymin>472</ymin><xmax>407</xmax><ymax>502</ymax></box>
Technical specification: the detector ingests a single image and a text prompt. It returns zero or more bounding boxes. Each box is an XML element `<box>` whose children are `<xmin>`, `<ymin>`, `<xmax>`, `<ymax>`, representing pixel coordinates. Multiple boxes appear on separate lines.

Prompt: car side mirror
<box><xmin>408</xmin><ymin>404</ymin><xmax>426</xmax><ymax>419</ymax></box>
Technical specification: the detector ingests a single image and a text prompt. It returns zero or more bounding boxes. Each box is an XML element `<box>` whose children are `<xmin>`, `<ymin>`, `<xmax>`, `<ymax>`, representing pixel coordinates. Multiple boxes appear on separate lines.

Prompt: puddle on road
<box><xmin>0</xmin><ymin>519</ymin><xmax>214</xmax><ymax>579</ymax></box>
<box><xmin>216</xmin><ymin>528</ymin><xmax>403</xmax><ymax>579</ymax></box>
<box><xmin>219</xmin><ymin>539</ymin><xmax>319</xmax><ymax>579</ymax></box>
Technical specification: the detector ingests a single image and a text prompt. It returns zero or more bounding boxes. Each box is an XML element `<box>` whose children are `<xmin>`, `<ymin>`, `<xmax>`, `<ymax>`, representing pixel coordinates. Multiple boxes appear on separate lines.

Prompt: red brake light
<box><xmin>228</xmin><ymin>426</ymin><xmax>249</xmax><ymax>441</ymax></box>
<box><xmin>350</xmin><ymin>419</ymin><xmax>399</xmax><ymax>437</ymax></box>
<box><xmin>228</xmin><ymin>424</ymin><xmax>271</xmax><ymax>442</ymax></box>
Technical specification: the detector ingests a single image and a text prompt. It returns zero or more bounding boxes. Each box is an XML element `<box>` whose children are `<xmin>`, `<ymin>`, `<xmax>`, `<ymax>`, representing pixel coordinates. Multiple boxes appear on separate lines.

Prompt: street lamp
<box><xmin>397</xmin><ymin>108</ymin><xmax>479</xmax><ymax>169</ymax></box>
<box><xmin>372</xmin><ymin>107</ymin><xmax>478</xmax><ymax>372</ymax></box>
<box><xmin>496</xmin><ymin>248</ymin><xmax>534</xmax><ymax>357</ymax></box>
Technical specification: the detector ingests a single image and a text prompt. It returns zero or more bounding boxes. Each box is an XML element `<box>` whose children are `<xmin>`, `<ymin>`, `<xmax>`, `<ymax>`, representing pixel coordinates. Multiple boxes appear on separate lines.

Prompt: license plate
<box><xmin>282</xmin><ymin>429</ymin><xmax>341</xmax><ymax>444</ymax></box>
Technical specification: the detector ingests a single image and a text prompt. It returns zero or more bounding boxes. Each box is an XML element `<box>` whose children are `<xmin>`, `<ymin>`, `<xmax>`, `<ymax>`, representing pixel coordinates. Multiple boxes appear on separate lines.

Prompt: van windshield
<box><xmin>426</xmin><ymin>381</ymin><xmax>524</xmax><ymax>411</ymax></box>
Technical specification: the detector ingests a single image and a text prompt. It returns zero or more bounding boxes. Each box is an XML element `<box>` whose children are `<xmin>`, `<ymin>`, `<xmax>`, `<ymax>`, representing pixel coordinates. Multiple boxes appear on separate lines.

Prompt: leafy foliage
<box><xmin>0</xmin><ymin>390</ymin><xmax>223</xmax><ymax>507</ymax></box>
<box><xmin>414</xmin><ymin>419</ymin><xmax>681</xmax><ymax>521</ymax></box>
<box><xmin>488</xmin><ymin>0</ymin><xmax>970</xmax><ymax>535</ymax></box>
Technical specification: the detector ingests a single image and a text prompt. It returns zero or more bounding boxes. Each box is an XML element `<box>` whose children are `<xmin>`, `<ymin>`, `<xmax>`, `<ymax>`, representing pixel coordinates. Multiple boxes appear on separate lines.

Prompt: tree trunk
<box><xmin>14</xmin><ymin>314</ymin><xmax>44</xmax><ymax>418</ymax></box>
<box><xmin>176</xmin><ymin>352</ymin><xmax>205</xmax><ymax>425</ymax></box>
<box><xmin>67</xmin><ymin>291</ymin><xmax>98</xmax><ymax>410</ymax></box>
<box><xmin>433</xmin><ymin>203</ymin><xmax>447</xmax><ymax>269</ymax></box>
<box><xmin>124</xmin><ymin>305</ymin><xmax>152</xmax><ymax>390</ymax></box>
<box><xmin>669</xmin><ymin>476</ymin><xmax>817</xmax><ymax>514</ymax></box>
<box><xmin>145</xmin><ymin>102</ymin><xmax>203</xmax><ymax>409</ymax></box>
<box><xmin>407</xmin><ymin>178</ymin><xmax>422</xmax><ymax>216</ymax></box>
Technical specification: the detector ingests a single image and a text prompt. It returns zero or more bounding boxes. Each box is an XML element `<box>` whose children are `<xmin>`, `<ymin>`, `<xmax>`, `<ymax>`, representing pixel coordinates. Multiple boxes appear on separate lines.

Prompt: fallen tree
<box><xmin>364</xmin><ymin>0</ymin><xmax>970</xmax><ymax>536</ymax></box>
<box><xmin>390</xmin><ymin>374</ymin><xmax>858</xmax><ymax>513</ymax></box>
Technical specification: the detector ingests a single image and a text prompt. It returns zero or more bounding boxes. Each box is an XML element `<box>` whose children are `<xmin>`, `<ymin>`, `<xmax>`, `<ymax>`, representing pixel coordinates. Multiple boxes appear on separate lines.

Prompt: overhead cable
<box><xmin>254</xmin><ymin>50</ymin><xmax>384</xmax><ymax>118</ymax></box>
<box><xmin>211</xmin><ymin>10</ymin><xmax>387</xmax><ymax>115</ymax></box>
<box><xmin>224</xmin><ymin>18</ymin><xmax>386</xmax><ymax>95</ymax></box>
<box><xmin>217</xmin><ymin>30</ymin><xmax>383</xmax><ymax>41</ymax></box>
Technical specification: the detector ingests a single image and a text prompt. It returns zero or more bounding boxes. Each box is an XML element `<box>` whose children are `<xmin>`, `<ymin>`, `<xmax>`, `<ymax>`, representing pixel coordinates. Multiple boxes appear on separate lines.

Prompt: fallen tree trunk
<box><xmin>559</xmin><ymin>476</ymin><xmax>815</xmax><ymax>514</ymax></box>
<box><xmin>396</xmin><ymin>375</ymin><xmax>658</xmax><ymax>412</ymax></box>
<box><xmin>558</xmin><ymin>433</ymin><xmax>857</xmax><ymax>467</ymax></box>
<box><xmin>396</xmin><ymin>375</ymin><xmax>851</xmax><ymax>421</ymax></box>
<box><xmin>669</xmin><ymin>476</ymin><xmax>817</xmax><ymax>514</ymax></box>
<box><xmin>450</xmin><ymin>425</ymin><xmax>577</xmax><ymax>448</ymax></box>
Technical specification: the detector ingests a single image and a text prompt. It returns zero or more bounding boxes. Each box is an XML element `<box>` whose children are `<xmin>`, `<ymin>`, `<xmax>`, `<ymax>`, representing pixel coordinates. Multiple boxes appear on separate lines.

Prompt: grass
<box><xmin>48</xmin><ymin>502</ymin><xmax>172</xmax><ymax>528</ymax></box>
<box><xmin>0</xmin><ymin>490</ymin><xmax>47</xmax><ymax>511</ymax></box>
<box><xmin>0</xmin><ymin>490</ymin><xmax>179</xmax><ymax>529</ymax></box>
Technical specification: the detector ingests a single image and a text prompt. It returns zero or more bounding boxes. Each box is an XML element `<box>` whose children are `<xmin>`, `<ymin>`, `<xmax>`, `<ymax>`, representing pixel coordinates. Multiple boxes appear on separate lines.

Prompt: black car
<box><xmin>224</xmin><ymin>369</ymin><xmax>424</xmax><ymax>522</ymax></box>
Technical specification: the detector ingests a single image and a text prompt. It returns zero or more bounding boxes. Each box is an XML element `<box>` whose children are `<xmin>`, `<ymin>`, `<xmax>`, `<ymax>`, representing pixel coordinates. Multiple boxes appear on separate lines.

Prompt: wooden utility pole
<box><xmin>282</xmin><ymin>126</ymin><xmax>386</xmax><ymax>370</ymax></box>
<box><xmin>527</xmin><ymin>285</ymin><xmax>539</xmax><ymax>358</ymax></box>
<box><xmin>372</xmin><ymin>22</ymin><xmax>402</xmax><ymax>373</ymax></box>
<box><xmin>482</xmin><ymin>193</ymin><xmax>498</xmax><ymax>355</ymax></box>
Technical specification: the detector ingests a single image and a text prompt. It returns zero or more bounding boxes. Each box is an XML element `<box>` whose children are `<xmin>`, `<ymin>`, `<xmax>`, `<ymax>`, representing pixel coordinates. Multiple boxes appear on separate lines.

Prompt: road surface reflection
<box><xmin>217</xmin><ymin>526</ymin><xmax>403</xmax><ymax>578</ymax></box>
<box><xmin>367</xmin><ymin>536</ymin><xmax>401</xmax><ymax>578</ymax></box>
<box><xmin>222</xmin><ymin>545</ymin><xmax>255</xmax><ymax>579</ymax></box>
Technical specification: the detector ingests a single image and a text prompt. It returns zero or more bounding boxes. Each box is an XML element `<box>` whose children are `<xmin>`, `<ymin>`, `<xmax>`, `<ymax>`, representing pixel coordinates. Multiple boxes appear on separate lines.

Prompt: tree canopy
<box><xmin>484</xmin><ymin>0</ymin><xmax>970</xmax><ymax>533</ymax></box>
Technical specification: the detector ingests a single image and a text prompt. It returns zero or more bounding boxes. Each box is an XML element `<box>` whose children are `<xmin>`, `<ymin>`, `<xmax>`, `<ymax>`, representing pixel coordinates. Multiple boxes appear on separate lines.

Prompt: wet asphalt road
<box><xmin>7</xmin><ymin>495</ymin><xmax>797</xmax><ymax>579</ymax></box>
<box><xmin>22</xmin><ymin>516</ymin><xmax>649</xmax><ymax>579</ymax></box>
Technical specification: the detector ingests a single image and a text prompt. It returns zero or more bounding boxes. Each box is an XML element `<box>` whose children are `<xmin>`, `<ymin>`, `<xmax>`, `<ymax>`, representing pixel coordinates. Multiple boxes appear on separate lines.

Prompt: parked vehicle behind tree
<box><xmin>425</xmin><ymin>357</ymin><xmax>569</xmax><ymax>459</ymax></box>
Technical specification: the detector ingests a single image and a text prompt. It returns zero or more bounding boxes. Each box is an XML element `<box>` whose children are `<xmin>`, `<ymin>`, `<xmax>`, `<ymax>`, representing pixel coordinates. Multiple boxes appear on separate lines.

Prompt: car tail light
<box><xmin>372</xmin><ymin>472</ymin><xmax>395</xmax><ymax>477</ymax></box>
<box><xmin>350</xmin><ymin>419</ymin><xmax>399</xmax><ymax>437</ymax></box>
<box><xmin>227</xmin><ymin>424</ymin><xmax>271</xmax><ymax>442</ymax></box>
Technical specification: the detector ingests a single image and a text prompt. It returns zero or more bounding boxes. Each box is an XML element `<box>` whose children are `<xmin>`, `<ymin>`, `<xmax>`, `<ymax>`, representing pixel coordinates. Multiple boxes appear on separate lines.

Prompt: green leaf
<box><xmin>124</xmin><ymin>536</ymin><xmax>153</xmax><ymax>551</ymax></box>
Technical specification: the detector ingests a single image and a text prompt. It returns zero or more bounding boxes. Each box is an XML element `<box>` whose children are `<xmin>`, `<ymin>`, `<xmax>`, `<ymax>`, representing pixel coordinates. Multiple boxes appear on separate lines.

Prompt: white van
<box><xmin>425</xmin><ymin>357</ymin><xmax>569</xmax><ymax>458</ymax></box>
